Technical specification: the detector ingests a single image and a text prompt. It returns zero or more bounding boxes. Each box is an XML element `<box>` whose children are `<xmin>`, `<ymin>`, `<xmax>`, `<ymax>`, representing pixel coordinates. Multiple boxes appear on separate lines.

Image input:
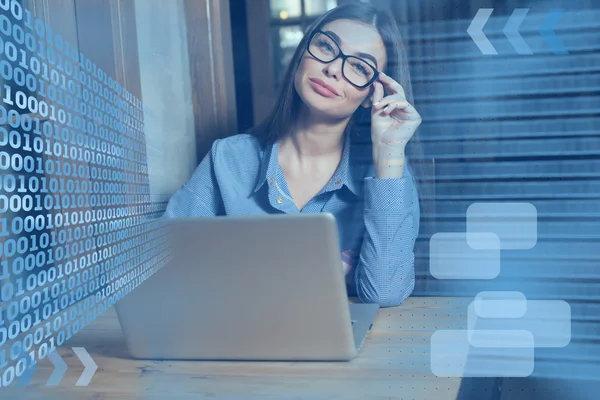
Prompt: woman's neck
<box><xmin>280</xmin><ymin>107</ymin><xmax>350</xmax><ymax>160</ymax></box>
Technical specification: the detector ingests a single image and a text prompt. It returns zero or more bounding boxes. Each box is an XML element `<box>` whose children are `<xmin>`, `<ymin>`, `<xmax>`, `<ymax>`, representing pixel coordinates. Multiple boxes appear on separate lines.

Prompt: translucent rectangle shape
<box><xmin>468</xmin><ymin>300</ymin><xmax>571</xmax><ymax>347</ymax></box>
<box><xmin>467</xmin><ymin>202</ymin><xmax>537</xmax><ymax>249</ymax></box>
<box><xmin>467</xmin><ymin>329</ymin><xmax>533</xmax><ymax>348</ymax></box>
<box><xmin>431</xmin><ymin>329</ymin><xmax>534</xmax><ymax>378</ymax></box>
<box><xmin>430</xmin><ymin>232</ymin><xmax>500</xmax><ymax>279</ymax></box>
<box><xmin>474</xmin><ymin>291</ymin><xmax>527</xmax><ymax>318</ymax></box>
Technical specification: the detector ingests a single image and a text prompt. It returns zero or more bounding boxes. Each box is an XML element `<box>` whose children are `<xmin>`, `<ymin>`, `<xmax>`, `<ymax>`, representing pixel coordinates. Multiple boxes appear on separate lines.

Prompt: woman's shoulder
<box><xmin>209</xmin><ymin>132</ymin><xmax>264</xmax><ymax>159</ymax></box>
<box><xmin>213</xmin><ymin>132</ymin><xmax>261</xmax><ymax>151</ymax></box>
<box><xmin>208</xmin><ymin>132</ymin><xmax>266</xmax><ymax>177</ymax></box>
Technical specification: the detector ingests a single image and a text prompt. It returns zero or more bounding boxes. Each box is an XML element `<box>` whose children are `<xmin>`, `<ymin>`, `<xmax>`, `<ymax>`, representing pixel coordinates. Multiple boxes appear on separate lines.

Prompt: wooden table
<box><xmin>3</xmin><ymin>297</ymin><xmax>471</xmax><ymax>399</ymax></box>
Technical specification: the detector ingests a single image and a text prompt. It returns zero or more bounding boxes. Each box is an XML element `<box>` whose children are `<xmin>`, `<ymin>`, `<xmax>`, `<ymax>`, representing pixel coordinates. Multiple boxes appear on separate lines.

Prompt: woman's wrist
<box><xmin>374</xmin><ymin>157</ymin><xmax>405</xmax><ymax>178</ymax></box>
<box><xmin>373</xmin><ymin>142</ymin><xmax>406</xmax><ymax>178</ymax></box>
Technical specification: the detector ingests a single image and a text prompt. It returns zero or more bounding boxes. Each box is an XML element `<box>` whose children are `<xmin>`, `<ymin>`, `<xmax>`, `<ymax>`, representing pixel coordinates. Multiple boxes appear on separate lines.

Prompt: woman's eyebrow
<box><xmin>324</xmin><ymin>30</ymin><xmax>379</xmax><ymax>67</ymax></box>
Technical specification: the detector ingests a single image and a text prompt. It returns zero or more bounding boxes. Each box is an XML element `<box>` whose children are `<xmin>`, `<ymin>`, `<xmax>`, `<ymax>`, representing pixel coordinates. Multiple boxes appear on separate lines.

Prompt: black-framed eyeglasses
<box><xmin>306</xmin><ymin>30</ymin><xmax>379</xmax><ymax>89</ymax></box>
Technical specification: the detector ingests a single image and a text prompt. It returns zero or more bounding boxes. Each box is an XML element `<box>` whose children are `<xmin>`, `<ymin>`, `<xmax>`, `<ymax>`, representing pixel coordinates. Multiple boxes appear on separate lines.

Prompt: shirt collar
<box><xmin>252</xmin><ymin>133</ymin><xmax>360</xmax><ymax>196</ymax></box>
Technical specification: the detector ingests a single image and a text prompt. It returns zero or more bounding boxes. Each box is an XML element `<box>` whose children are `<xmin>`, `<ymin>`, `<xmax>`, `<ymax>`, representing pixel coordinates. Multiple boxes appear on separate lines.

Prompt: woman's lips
<box><xmin>308</xmin><ymin>78</ymin><xmax>339</xmax><ymax>98</ymax></box>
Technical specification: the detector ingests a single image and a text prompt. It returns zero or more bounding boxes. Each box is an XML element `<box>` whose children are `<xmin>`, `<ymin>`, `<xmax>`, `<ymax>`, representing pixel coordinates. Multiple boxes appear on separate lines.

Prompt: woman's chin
<box><xmin>302</xmin><ymin>105</ymin><xmax>350</xmax><ymax>125</ymax></box>
<box><xmin>303</xmin><ymin>90</ymin><xmax>336</xmax><ymax>108</ymax></box>
<box><xmin>301</xmin><ymin>98</ymin><xmax>332</xmax><ymax>115</ymax></box>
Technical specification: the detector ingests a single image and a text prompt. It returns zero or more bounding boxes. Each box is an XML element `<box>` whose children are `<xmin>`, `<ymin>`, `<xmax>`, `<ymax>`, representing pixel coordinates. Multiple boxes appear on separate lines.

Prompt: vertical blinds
<box><xmin>405</xmin><ymin>5</ymin><xmax>600</xmax><ymax>381</ymax></box>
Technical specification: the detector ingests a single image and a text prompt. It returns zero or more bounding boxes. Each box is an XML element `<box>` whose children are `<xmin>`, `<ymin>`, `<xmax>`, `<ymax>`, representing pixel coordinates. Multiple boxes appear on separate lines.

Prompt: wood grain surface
<box><xmin>2</xmin><ymin>297</ymin><xmax>470</xmax><ymax>399</ymax></box>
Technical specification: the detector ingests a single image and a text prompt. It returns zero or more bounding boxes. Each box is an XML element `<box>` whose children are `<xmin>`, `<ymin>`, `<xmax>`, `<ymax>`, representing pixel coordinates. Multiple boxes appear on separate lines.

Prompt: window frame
<box><xmin>268</xmin><ymin>0</ymin><xmax>338</xmax><ymax>88</ymax></box>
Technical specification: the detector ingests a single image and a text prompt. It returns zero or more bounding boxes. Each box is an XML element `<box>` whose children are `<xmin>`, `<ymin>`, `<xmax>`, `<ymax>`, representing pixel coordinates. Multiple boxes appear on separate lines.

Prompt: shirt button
<box><xmin>334</xmin><ymin>180</ymin><xmax>341</xmax><ymax>184</ymax></box>
<box><xmin>269</xmin><ymin>178</ymin><xmax>274</xmax><ymax>185</ymax></box>
<box><xmin>276</xmin><ymin>197</ymin><xmax>283</xmax><ymax>204</ymax></box>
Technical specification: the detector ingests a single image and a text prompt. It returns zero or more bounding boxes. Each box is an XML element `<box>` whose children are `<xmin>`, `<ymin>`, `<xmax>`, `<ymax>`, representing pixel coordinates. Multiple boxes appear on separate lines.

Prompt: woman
<box><xmin>164</xmin><ymin>2</ymin><xmax>423</xmax><ymax>307</ymax></box>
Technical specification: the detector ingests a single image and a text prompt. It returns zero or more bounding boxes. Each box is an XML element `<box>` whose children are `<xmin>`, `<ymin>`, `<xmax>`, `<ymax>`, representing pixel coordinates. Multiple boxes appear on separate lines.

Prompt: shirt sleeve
<box><xmin>163</xmin><ymin>139</ymin><xmax>224</xmax><ymax>218</ymax></box>
<box><xmin>353</xmin><ymin>169</ymin><xmax>420</xmax><ymax>308</ymax></box>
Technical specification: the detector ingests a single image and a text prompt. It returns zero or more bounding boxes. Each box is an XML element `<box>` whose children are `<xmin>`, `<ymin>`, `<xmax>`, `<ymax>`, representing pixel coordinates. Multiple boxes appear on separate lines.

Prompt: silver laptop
<box><xmin>115</xmin><ymin>213</ymin><xmax>379</xmax><ymax>361</ymax></box>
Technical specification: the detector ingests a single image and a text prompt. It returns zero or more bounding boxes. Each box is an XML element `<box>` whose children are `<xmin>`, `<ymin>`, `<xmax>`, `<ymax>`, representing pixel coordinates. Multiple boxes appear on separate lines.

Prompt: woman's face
<box><xmin>294</xmin><ymin>19</ymin><xmax>387</xmax><ymax>120</ymax></box>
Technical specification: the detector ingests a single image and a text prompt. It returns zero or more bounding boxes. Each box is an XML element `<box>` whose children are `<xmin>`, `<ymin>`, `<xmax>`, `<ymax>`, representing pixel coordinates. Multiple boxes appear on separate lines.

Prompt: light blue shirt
<box><xmin>163</xmin><ymin>132</ymin><xmax>420</xmax><ymax>307</ymax></box>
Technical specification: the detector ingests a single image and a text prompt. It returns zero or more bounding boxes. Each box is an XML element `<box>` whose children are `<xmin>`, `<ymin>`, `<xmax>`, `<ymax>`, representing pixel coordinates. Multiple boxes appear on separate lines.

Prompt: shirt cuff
<box><xmin>363</xmin><ymin>176</ymin><xmax>415</xmax><ymax>210</ymax></box>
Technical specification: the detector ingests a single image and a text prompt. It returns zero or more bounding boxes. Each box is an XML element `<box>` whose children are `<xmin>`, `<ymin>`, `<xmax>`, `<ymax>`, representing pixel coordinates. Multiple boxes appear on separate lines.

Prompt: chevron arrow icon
<box><xmin>46</xmin><ymin>350</ymin><xmax>67</xmax><ymax>386</ymax></box>
<box><xmin>503</xmin><ymin>8</ymin><xmax>533</xmax><ymax>54</ymax></box>
<box><xmin>540</xmin><ymin>8</ymin><xmax>568</xmax><ymax>54</ymax></box>
<box><xmin>73</xmin><ymin>347</ymin><xmax>98</xmax><ymax>386</ymax></box>
<box><xmin>468</xmin><ymin>8</ymin><xmax>497</xmax><ymax>55</ymax></box>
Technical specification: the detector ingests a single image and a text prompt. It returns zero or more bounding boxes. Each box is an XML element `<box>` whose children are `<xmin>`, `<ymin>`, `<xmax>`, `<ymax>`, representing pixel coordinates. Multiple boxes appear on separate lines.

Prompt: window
<box><xmin>304</xmin><ymin>0</ymin><xmax>338</xmax><ymax>16</ymax></box>
<box><xmin>269</xmin><ymin>0</ymin><xmax>337</xmax><ymax>87</ymax></box>
<box><xmin>0</xmin><ymin>1</ymin><xmax>235</xmax><ymax>382</ymax></box>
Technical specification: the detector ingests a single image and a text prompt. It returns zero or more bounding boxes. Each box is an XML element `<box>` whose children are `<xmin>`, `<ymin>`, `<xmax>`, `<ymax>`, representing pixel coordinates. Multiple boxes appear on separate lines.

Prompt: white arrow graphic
<box><xmin>503</xmin><ymin>8</ymin><xmax>533</xmax><ymax>54</ymax></box>
<box><xmin>467</xmin><ymin>8</ymin><xmax>497</xmax><ymax>55</ymax></box>
<box><xmin>46</xmin><ymin>350</ymin><xmax>67</xmax><ymax>386</ymax></box>
<box><xmin>72</xmin><ymin>347</ymin><xmax>98</xmax><ymax>386</ymax></box>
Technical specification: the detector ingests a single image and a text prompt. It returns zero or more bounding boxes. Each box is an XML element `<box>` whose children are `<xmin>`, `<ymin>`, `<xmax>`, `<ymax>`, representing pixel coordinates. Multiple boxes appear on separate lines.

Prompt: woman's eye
<box><xmin>318</xmin><ymin>40</ymin><xmax>334</xmax><ymax>52</ymax></box>
<box><xmin>351</xmin><ymin>62</ymin><xmax>368</xmax><ymax>76</ymax></box>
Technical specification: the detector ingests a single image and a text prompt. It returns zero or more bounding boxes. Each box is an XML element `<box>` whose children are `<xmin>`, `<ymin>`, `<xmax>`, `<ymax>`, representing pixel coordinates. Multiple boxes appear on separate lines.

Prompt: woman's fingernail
<box><xmin>374</xmin><ymin>101</ymin><xmax>379</xmax><ymax>106</ymax></box>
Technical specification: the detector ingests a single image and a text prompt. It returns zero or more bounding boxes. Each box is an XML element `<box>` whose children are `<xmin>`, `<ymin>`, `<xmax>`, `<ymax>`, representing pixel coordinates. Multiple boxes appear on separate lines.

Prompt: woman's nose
<box><xmin>323</xmin><ymin>58</ymin><xmax>343</xmax><ymax>80</ymax></box>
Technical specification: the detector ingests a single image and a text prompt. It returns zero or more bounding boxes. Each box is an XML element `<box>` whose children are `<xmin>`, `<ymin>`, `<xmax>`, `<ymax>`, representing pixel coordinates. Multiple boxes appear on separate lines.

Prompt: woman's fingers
<box><xmin>381</xmin><ymin>104</ymin><xmax>398</xmax><ymax>116</ymax></box>
<box><xmin>371</xmin><ymin>81</ymin><xmax>385</xmax><ymax>106</ymax></box>
<box><xmin>379</xmin><ymin>101</ymin><xmax>410</xmax><ymax>116</ymax></box>
<box><xmin>378</xmin><ymin>71</ymin><xmax>406</xmax><ymax>97</ymax></box>
<box><xmin>373</xmin><ymin>94</ymin><xmax>409</xmax><ymax>111</ymax></box>
<box><xmin>383</xmin><ymin>101</ymin><xmax>421</xmax><ymax>119</ymax></box>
